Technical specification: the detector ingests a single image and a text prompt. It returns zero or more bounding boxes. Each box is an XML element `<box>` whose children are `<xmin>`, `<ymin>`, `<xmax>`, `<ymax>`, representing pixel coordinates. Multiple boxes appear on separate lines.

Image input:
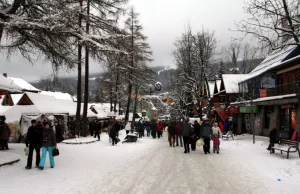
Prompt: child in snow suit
<box><xmin>212</xmin><ymin>133</ymin><xmax>220</xmax><ymax>154</ymax></box>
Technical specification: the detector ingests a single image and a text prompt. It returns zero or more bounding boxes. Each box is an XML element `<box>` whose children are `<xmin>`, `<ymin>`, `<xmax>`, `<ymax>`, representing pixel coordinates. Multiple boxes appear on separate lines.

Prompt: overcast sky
<box><xmin>0</xmin><ymin>0</ymin><xmax>248</xmax><ymax>82</ymax></box>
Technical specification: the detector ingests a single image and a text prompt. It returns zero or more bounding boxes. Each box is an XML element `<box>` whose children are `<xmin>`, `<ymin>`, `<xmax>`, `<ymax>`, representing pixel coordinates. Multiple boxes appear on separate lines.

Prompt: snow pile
<box><xmin>62</xmin><ymin>137</ymin><xmax>99</xmax><ymax>144</ymax></box>
<box><xmin>0</xmin><ymin>151</ymin><xmax>20</xmax><ymax>166</ymax></box>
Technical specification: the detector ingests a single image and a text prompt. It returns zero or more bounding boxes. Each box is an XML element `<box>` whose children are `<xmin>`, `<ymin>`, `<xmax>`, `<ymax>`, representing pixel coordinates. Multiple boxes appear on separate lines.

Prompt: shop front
<box><xmin>279</xmin><ymin>104</ymin><xmax>297</xmax><ymax>139</ymax></box>
<box><xmin>239</xmin><ymin>106</ymin><xmax>260</xmax><ymax>134</ymax></box>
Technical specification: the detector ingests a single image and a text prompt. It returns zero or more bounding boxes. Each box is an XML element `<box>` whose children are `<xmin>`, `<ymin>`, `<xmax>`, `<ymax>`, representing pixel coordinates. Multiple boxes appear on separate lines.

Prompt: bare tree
<box><xmin>236</xmin><ymin>0</ymin><xmax>300</xmax><ymax>50</ymax></box>
<box><xmin>172</xmin><ymin>27</ymin><xmax>217</xmax><ymax>119</ymax></box>
<box><xmin>123</xmin><ymin>7</ymin><xmax>152</xmax><ymax>122</ymax></box>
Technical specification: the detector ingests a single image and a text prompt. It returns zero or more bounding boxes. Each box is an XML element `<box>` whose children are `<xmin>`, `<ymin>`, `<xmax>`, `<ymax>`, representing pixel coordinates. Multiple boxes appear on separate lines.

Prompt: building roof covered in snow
<box><xmin>0</xmin><ymin>92</ymin><xmax>97</xmax><ymax>122</ymax></box>
<box><xmin>216</xmin><ymin>80</ymin><xmax>222</xmax><ymax>93</ymax></box>
<box><xmin>240</xmin><ymin>45</ymin><xmax>298</xmax><ymax>83</ymax></box>
<box><xmin>40</xmin><ymin>91</ymin><xmax>75</xmax><ymax>101</ymax></box>
<box><xmin>222</xmin><ymin>74</ymin><xmax>246</xmax><ymax>94</ymax></box>
<box><xmin>8</xmin><ymin>77</ymin><xmax>41</xmax><ymax>92</ymax></box>
<box><xmin>0</xmin><ymin>75</ymin><xmax>22</xmax><ymax>93</ymax></box>
<box><xmin>207</xmin><ymin>81</ymin><xmax>215</xmax><ymax>97</ymax></box>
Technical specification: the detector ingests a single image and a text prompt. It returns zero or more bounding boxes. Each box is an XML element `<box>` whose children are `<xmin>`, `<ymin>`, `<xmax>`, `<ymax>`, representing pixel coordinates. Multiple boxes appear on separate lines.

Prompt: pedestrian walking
<box><xmin>109</xmin><ymin>121</ymin><xmax>119</xmax><ymax>146</ymax></box>
<box><xmin>157</xmin><ymin>122</ymin><xmax>163</xmax><ymax>138</ymax></box>
<box><xmin>89</xmin><ymin>120</ymin><xmax>95</xmax><ymax>136</ymax></box>
<box><xmin>194</xmin><ymin>121</ymin><xmax>201</xmax><ymax>139</ymax></box>
<box><xmin>25</xmin><ymin>120</ymin><xmax>42</xmax><ymax>169</ymax></box>
<box><xmin>190</xmin><ymin>127</ymin><xmax>197</xmax><ymax>151</ymax></box>
<box><xmin>145</xmin><ymin>121</ymin><xmax>150</xmax><ymax>137</ymax></box>
<box><xmin>212</xmin><ymin>123</ymin><xmax>222</xmax><ymax>137</ymax></box>
<box><xmin>223</xmin><ymin>119</ymin><xmax>230</xmax><ymax>134</ymax></box>
<box><xmin>137</xmin><ymin>120</ymin><xmax>144</xmax><ymax>138</ymax></box>
<box><xmin>201</xmin><ymin>118</ymin><xmax>212</xmax><ymax>154</ymax></box>
<box><xmin>38</xmin><ymin>122</ymin><xmax>57</xmax><ymax>170</ymax></box>
<box><xmin>212</xmin><ymin>133</ymin><xmax>220</xmax><ymax>154</ymax></box>
<box><xmin>0</xmin><ymin>116</ymin><xmax>11</xmax><ymax>150</ymax></box>
<box><xmin>94</xmin><ymin>120</ymin><xmax>101</xmax><ymax>141</ymax></box>
<box><xmin>167</xmin><ymin>121</ymin><xmax>176</xmax><ymax>147</ymax></box>
<box><xmin>150</xmin><ymin>120</ymin><xmax>157</xmax><ymax>139</ymax></box>
<box><xmin>181</xmin><ymin>119</ymin><xmax>192</xmax><ymax>153</ymax></box>
<box><xmin>124</xmin><ymin>122</ymin><xmax>131</xmax><ymax>135</ymax></box>
<box><xmin>267</xmin><ymin>126</ymin><xmax>280</xmax><ymax>153</ymax></box>
<box><xmin>175</xmin><ymin>121</ymin><xmax>183</xmax><ymax>147</ymax></box>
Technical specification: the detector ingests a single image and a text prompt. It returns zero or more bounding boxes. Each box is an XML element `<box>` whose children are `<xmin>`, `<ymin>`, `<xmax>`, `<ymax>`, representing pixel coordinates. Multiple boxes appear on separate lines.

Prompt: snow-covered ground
<box><xmin>0</xmin><ymin>151</ymin><xmax>20</xmax><ymax>166</ymax></box>
<box><xmin>0</xmin><ymin>132</ymin><xmax>299</xmax><ymax>194</ymax></box>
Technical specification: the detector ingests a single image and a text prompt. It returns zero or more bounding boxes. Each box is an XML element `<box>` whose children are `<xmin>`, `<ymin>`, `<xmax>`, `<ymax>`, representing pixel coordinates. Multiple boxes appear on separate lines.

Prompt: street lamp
<box><xmin>131</xmin><ymin>80</ymin><xmax>162</xmax><ymax>127</ymax></box>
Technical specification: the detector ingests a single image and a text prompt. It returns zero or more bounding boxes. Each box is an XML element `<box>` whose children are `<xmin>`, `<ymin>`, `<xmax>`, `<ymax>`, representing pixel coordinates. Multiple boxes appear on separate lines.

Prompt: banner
<box><xmin>214</xmin><ymin>103</ymin><xmax>226</xmax><ymax>121</ymax></box>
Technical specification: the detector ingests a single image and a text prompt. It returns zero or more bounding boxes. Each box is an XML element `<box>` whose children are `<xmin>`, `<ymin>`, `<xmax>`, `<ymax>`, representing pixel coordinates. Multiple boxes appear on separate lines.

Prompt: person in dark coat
<box><xmin>181</xmin><ymin>119</ymin><xmax>192</xmax><ymax>153</ymax></box>
<box><xmin>201</xmin><ymin>119</ymin><xmax>212</xmax><ymax>154</ymax></box>
<box><xmin>193</xmin><ymin>121</ymin><xmax>201</xmax><ymax>139</ymax></box>
<box><xmin>167</xmin><ymin>121</ymin><xmax>176</xmax><ymax>147</ymax></box>
<box><xmin>137</xmin><ymin>120</ymin><xmax>144</xmax><ymax>138</ymax></box>
<box><xmin>94</xmin><ymin>120</ymin><xmax>101</xmax><ymax>141</ymax></box>
<box><xmin>267</xmin><ymin>126</ymin><xmax>279</xmax><ymax>153</ymax></box>
<box><xmin>89</xmin><ymin>120</ymin><xmax>95</xmax><ymax>136</ymax></box>
<box><xmin>190</xmin><ymin>127</ymin><xmax>197</xmax><ymax>151</ymax></box>
<box><xmin>109</xmin><ymin>122</ymin><xmax>119</xmax><ymax>146</ymax></box>
<box><xmin>38</xmin><ymin>122</ymin><xmax>57</xmax><ymax>170</ymax></box>
<box><xmin>175</xmin><ymin>121</ymin><xmax>183</xmax><ymax>147</ymax></box>
<box><xmin>150</xmin><ymin>120</ymin><xmax>157</xmax><ymax>139</ymax></box>
<box><xmin>223</xmin><ymin>119</ymin><xmax>230</xmax><ymax>134</ymax></box>
<box><xmin>25</xmin><ymin>120</ymin><xmax>43</xmax><ymax>169</ymax></box>
<box><xmin>0</xmin><ymin>116</ymin><xmax>11</xmax><ymax>150</ymax></box>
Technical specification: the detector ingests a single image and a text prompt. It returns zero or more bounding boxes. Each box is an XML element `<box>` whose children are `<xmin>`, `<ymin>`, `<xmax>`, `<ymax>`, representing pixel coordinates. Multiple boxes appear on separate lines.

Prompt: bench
<box><xmin>222</xmin><ymin>131</ymin><xmax>234</xmax><ymax>140</ymax></box>
<box><xmin>270</xmin><ymin>139</ymin><xmax>300</xmax><ymax>159</ymax></box>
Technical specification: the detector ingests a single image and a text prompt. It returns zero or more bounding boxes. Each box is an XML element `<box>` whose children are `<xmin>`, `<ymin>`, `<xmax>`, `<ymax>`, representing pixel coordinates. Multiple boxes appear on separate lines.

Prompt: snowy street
<box><xmin>0</xmin><ymin>131</ymin><xmax>300</xmax><ymax>194</ymax></box>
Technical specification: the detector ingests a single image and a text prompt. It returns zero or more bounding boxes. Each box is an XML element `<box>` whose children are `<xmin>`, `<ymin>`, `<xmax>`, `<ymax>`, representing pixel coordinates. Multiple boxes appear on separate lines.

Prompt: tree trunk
<box><xmin>131</xmin><ymin>85</ymin><xmax>138</xmax><ymax>128</ymax></box>
<box><xmin>75</xmin><ymin>0</ymin><xmax>83</xmax><ymax>136</ymax></box>
<box><xmin>125</xmin><ymin>11</ymin><xmax>135</xmax><ymax>123</ymax></box>
<box><xmin>82</xmin><ymin>0</ymin><xmax>90</xmax><ymax>137</ymax></box>
<box><xmin>125</xmin><ymin>82</ymin><xmax>132</xmax><ymax>122</ymax></box>
<box><xmin>114</xmin><ymin>72</ymin><xmax>120</xmax><ymax>112</ymax></box>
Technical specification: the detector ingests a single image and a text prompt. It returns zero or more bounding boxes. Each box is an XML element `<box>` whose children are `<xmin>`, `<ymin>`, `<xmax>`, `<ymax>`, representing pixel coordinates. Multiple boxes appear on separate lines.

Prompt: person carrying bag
<box><xmin>38</xmin><ymin>122</ymin><xmax>57</xmax><ymax>170</ymax></box>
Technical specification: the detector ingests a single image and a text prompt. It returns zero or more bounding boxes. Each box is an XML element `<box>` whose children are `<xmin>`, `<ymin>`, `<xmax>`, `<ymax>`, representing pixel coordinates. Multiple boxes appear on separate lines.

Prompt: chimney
<box><xmin>3</xmin><ymin>73</ymin><xmax>7</xmax><ymax>78</ymax></box>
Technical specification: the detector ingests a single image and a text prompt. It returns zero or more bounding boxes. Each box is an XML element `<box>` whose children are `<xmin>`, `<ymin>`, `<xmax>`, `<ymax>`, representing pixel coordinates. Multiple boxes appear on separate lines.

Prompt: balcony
<box><xmin>259</xmin><ymin>82</ymin><xmax>300</xmax><ymax>98</ymax></box>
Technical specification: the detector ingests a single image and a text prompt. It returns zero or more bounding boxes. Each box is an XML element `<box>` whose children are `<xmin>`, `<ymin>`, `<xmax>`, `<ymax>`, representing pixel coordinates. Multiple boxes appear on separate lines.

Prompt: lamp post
<box><xmin>131</xmin><ymin>80</ymin><xmax>162</xmax><ymax>128</ymax></box>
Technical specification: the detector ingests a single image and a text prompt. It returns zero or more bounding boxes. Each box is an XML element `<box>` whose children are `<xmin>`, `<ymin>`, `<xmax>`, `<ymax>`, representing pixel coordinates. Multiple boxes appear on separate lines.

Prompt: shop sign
<box><xmin>260</xmin><ymin>89</ymin><xmax>267</xmax><ymax>98</ymax></box>
<box><xmin>240</xmin><ymin>106</ymin><xmax>260</xmax><ymax>113</ymax></box>
<box><xmin>281</xmin><ymin>104</ymin><xmax>291</xmax><ymax>109</ymax></box>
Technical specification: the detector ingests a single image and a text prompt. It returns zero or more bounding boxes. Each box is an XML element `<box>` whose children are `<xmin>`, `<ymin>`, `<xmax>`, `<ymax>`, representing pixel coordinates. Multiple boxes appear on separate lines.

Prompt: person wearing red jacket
<box><xmin>212</xmin><ymin>133</ymin><xmax>220</xmax><ymax>154</ymax></box>
<box><xmin>175</xmin><ymin>121</ymin><xmax>183</xmax><ymax>147</ymax></box>
<box><xmin>157</xmin><ymin>122</ymin><xmax>164</xmax><ymax>138</ymax></box>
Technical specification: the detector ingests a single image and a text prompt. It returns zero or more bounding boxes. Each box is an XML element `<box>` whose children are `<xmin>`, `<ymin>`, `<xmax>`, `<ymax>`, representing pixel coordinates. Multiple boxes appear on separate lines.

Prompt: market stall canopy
<box><xmin>0</xmin><ymin>75</ymin><xmax>22</xmax><ymax>93</ymax></box>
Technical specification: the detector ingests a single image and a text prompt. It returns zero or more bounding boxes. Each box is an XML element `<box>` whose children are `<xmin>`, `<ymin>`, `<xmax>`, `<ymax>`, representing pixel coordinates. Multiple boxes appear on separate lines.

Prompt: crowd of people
<box><xmin>125</xmin><ymin>117</ymin><xmax>230</xmax><ymax>155</ymax></box>
<box><xmin>1</xmin><ymin>114</ymin><xmax>238</xmax><ymax>171</ymax></box>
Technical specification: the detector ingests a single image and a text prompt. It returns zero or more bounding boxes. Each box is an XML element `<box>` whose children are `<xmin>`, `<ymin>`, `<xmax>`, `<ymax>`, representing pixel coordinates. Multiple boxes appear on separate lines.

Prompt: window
<box><xmin>287</xmin><ymin>74</ymin><xmax>294</xmax><ymax>91</ymax></box>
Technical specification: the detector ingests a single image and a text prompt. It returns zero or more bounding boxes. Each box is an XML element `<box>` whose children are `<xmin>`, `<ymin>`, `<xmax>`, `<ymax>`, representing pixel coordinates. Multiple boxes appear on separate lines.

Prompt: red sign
<box><xmin>281</xmin><ymin>104</ymin><xmax>291</xmax><ymax>109</ymax></box>
<box><xmin>260</xmin><ymin>89</ymin><xmax>267</xmax><ymax>98</ymax></box>
<box><xmin>214</xmin><ymin>103</ymin><xmax>226</xmax><ymax>121</ymax></box>
<box><xmin>225</xmin><ymin>107</ymin><xmax>240</xmax><ymax>114</ymax></box>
